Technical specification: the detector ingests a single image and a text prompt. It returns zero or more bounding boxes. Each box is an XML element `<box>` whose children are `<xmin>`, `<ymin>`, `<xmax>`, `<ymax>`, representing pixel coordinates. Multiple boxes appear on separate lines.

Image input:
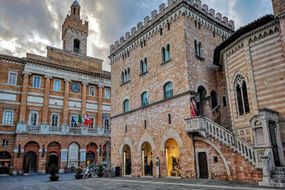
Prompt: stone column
<box><xmin>38</xmin><ymin>146</ymin><xmax>47</xmax><ymax>174</ymax></box>
<box><xmin>42</xmin><ymin>76</ymin><xmax>51</xmax><ymax>125</ymax></box>
<box><xmin>97</xmin><ymin>85</ymin><xmax>103</xmax><ymax>128</ymax></box>
<box><xmin>81</xmin><ymin>82</ymin><xmax>87</xmax><ymax>117</ymax></box>
<box><xmin>12</xmin><ymin>146</ymin><xmax>23</xmax><ymax>175</ymax></box>
<box><xmin>19</xmin><ymin>72</ymin><xmax>30</xmax><ymax>123</ymax></box>
<box><xmin>63</xmin><ymin>79</ymin><xmax>70</xmax><ymax>126</ymax></box>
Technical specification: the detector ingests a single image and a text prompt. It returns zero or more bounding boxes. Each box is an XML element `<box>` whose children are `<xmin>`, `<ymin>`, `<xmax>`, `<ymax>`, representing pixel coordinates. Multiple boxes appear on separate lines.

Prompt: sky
<box><xmin>0</xmin><ymin>0</ymin><xmax>273</xmax><ymax>71</ymax></box>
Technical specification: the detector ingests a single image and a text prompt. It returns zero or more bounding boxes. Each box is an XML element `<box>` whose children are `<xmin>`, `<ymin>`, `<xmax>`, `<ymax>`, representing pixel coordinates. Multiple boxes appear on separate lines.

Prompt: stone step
<box><xmin>272</xmin><ymin>174</ymin><xmax>285</xmax><ymax>179</ymax></box>
<box><xmin>270</xmin><ymin>182</ymin><xmax>285</xmax><ymax>188</ymax></box>
<box><xmin>272</xmin><ymin>178</ymin><xmax>285</xmax><ymax>183</ymax></box>
<box><xmin>272</xmin><ymin>171</ymin><xmax>285</xmax><ymax>175</ymax></box>
<box><xmin>273</xmin><ymin>167</ymin><xmax>285</xmax><ymax>171</ymax></box>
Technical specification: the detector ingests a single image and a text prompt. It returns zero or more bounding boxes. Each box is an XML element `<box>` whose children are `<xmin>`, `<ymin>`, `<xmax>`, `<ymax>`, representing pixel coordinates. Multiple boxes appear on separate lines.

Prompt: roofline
<box><xmin>213</xmin><ymin>14</ymin><xmax>275</xmax><ymax>66</ymax></box>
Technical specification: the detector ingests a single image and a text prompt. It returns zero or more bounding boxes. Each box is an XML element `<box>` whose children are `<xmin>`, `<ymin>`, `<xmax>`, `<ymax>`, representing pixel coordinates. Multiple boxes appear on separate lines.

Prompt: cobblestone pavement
<box><xmin>0</xmin><ymin>174</ymin><xmax>280</xmax><ymax>190</ymax></box>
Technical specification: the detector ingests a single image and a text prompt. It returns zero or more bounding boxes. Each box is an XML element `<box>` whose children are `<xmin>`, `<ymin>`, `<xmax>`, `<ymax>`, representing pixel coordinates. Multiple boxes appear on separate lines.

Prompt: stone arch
<box><xmin>137</xmin><ymin>133</ymin><xmax>155</xmax><ymax>152</ymax></box>
<box><xmin>119</xmin><ymin>137</ymin><xmax>133</xmax><ymax>155</ymax></box>
<box><xmin>160</xmin><ymin>128</ymin><xmax>183</xmax><ymax>151</ymax></box>
<box><xmin>231</xmin><ymin>71</ymin><xmax>249</xmax><ymax>89</ymax></box>
<box><xmin>194</xmin><ymin>137</ymin><xmax>231</xmax><ymax>177</ymax></box>
<box><xmin>195</xmin><ymin>80</ymin><xmax>209</xmax><ymax>95</ymax></box>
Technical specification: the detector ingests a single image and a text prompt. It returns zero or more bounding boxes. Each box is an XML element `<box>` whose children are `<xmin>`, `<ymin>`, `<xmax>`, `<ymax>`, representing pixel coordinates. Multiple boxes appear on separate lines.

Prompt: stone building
<box><xmin>110</xmin><ymin>0</ymin><xmax>285</xmax><ymax>186</ymax></box>
<box><xmin>0</xmin><ymin>1</ymin><xmax>111</xmax><ymax>175</ymax></box>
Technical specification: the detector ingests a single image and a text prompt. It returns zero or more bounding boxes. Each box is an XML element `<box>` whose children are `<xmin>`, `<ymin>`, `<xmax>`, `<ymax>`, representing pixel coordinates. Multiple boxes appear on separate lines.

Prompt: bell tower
<box><xmin>272</xmin><ymin>0</ymin><xmax>285</xmax><ymax>16</ymax></box>
<box><xmin>62</xmin><ymin>0</ymin><xmax>88</xmax><ymax>55</ymax></box>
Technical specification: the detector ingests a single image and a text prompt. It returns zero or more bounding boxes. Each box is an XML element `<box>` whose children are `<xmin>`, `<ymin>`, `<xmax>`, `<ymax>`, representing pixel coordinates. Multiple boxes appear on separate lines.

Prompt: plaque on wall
<box><xmin>71</xmin><ymin>82</ymin><xmax>81</xmax><ymax>93</ymax></box>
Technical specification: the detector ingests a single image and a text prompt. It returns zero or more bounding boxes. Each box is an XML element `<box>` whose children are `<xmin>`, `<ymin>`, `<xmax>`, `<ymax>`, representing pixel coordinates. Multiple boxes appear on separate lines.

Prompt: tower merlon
<box><xmin>109</xmin><ymin>0</ymin><xmax>235</xmax><ymax>55</ymax></box>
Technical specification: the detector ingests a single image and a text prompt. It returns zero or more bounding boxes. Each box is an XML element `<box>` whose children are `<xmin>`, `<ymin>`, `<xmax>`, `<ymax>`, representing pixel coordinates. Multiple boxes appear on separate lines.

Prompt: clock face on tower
<box><xmin>71</xmin><ymin>82</ymin><xmax>81</xmax><ymax>93</ymax></box>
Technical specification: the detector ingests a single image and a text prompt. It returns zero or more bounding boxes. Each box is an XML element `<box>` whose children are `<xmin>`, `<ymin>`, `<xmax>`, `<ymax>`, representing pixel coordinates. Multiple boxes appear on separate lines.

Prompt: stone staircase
<box><xmin>185</xmin><ymin>116</ymin><xmax>285</xmax><ymax>187</ymax></box>
<box><xmin>270</xmin><ymin>167</ymin><xmax>285</xmax><ymax>187</ymax></box>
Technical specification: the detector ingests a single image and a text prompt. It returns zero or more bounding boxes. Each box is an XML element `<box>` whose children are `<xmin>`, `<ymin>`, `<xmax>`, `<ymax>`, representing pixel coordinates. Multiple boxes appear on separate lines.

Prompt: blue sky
<box><xmin>0</xmin><ymin>0</ymin><xmax>273</xmax><ymax>71</ymax></box>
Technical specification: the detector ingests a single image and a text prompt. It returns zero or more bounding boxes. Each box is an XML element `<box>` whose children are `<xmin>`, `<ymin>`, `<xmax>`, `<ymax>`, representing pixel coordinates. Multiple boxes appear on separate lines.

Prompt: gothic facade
<box><xmin>110</xmin><ymin>0</ymin><xmax>285</xmax><ymax>187</ymax></box>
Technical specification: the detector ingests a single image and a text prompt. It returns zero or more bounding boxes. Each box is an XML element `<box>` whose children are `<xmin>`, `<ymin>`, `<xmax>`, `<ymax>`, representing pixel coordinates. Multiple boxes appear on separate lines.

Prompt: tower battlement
<box><xmin>109</xmin><ymin>0</ymin><xmax>235</xmax><ymax>55</ymax></box>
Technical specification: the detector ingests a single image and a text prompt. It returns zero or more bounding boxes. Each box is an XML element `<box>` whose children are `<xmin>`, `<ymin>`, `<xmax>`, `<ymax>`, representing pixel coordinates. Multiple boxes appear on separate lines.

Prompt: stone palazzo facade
<box><xmin>0</xmin><ymin>1</ymin><xmax>111</xmax><ymax>175</ymax></box>
<box><xmin>110</xmin><ymin>0</ymin><xmax>285</xmax><ymax>186</ymax></box>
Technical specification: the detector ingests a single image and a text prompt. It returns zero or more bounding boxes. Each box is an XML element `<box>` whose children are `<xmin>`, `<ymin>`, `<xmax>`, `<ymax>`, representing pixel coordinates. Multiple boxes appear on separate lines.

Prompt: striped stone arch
<box><xmin>160</xmin><ymin>128</ymin><xmax>183</xmax><ymax>151</ymax></box>
<box><xmin>137</xmin><ymin>133</ymin><xmax>155</xmax><ymax>152</ymax></box>
<box><xmin>119</xmin><ymin>137</ymin><xmax>133</xmax><ymax>155</ymax></box>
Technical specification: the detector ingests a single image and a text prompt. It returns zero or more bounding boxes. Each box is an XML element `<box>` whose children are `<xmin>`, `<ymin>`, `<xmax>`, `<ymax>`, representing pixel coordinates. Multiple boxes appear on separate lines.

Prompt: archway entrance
<box><xmin>0</xmin><ymin>151</ymin><xmax>11</xmax><ymax>174</ymax></box>
<box><xmin>142</xmin><ymin>142</ymin><xmax>153</xmax><ymax>176</ymax></box>
<box><xmin>122</xmin><ymin>145</ymin><xmax>131</xmax><ymax>176</ymax></box>
<box><xmin>197</xmin><ymin>86</ymin><xmax>207</xmax><ymax>116</ymax></box>
<box><xmin>23</xmin><ymin>152</ymin><xmax>37</xmax><ymax>173</ymax></box>
<box><xmin>86</xmin><ymin>143</ymin><xmax>97</xmax><ymax>166</ymax></box>
<box><xmin>46</xmin><ymin>142</ymin><xmax>61</xmax><ymax>171</ymax></box>
<box><xmin>23</xmin><ymin>141</ymin><xmax>39</xmax><ymax>173</ymax></box>
<box><xmin>165</xmin><ymin>139</ymin><xmax>180</xmax><ymax>177</ymax></box>
<box><xmin>47</xmin><ymin>153</ymin><xmax>59</xmax><ymax>170</ymax></box>
<box><xmin>86</xmin><ymin>151</ymin><xmax>95</xmax><ymax>166</ymax></box>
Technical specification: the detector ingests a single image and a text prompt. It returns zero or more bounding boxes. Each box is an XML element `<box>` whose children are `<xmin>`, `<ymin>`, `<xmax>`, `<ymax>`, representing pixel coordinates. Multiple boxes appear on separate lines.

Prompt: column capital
<box><xmin>22</xmin><ymin>71</ymin><xmax>31</xmax><ymax>75</ymax></box>
<box><xmin>82</xmin><ymin>81</ymin><xmax>89</xmax><ymax>85</ymax></box>
<box><xmin>64</xmin><ymin>78</ymin><xmax>71</xmax><ymax>82</ymax></box>
<box><xmin>44</xmin><ymin>75</ymin><xmax>52</xmax><ymax>79</ymax></box>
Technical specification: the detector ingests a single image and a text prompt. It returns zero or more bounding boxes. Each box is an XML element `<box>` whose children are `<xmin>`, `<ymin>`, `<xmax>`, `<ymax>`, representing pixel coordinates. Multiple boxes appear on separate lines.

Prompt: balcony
<box><xmin>16</xmin><ymin>123</ymin><xmax>111</xmax><ymax>137</ymax></box>
<box><xmin>185</xmin><ymin>116</ymin><xmax>208</xmax><ymax>137</ymax></box>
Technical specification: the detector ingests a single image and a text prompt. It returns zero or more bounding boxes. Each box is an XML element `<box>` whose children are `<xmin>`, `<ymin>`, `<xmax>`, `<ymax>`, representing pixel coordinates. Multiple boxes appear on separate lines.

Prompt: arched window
<box><xmin>210</xmin><ymin>91</ymin><xmax>218</xmax><ymax>109</ymax></box>
<box><xmin>73</xmin><ymin>39</ymin><xmax>80</xmax><ymax>53</ymax></box>
<box><xmin>161</xmin><ymin>47</ymin><xmax>166</xmax><ymax>63</ymax></box>
<box><xmin>140</xmin><ymin>58</ymin><xmax>148</xmax><ymax>74</ymax></box>
<box><xmin>194</xmin><ymin>40</ymin><xmax>198</xmax><ymax>56</ymax></box>
<box><xmin>234</xmin><ymin>75</ymin><xmax>250</xmax><ymax>116</ymax></box>
<box><xmin>124</xmin><ymin>70</ymin><xmax>127</xmax><ymax>82</ymax></box>
<box><xmin>141</xmin><ymin>91</ymin><xmax>149</xmax><ymax>107</ymax></box>
<box><xmin>198</xmin><ymin>42</ymin><xmax>202</xmax><ymax>57</ymax></box>
<box><xmin>167</xmin><ymin>22</ymin><xmax>170</xmax><ymax>30</ymax></box>
<box><xmin>166</xmin><ymin>44</ymin><xmax>171</xmax><ymax>62</ymax></box>
<box><xmin>123</xmin><ymin>99</ymin><xmax>130</xmax><ymax>113</ymax></box>
<box><xmin>164</xmin><ymin>82</ymin><xmax>173</xmax><ymax>99</ymax></box>
<box><xmin>121</xmin><ymin>72</ymin><xmax>124</xmax><ymax>83</ymax></box>
<box><xmin>127</xmin><ymin>68</ymin><xmax>130</xmax><ymax>81</ymax></box>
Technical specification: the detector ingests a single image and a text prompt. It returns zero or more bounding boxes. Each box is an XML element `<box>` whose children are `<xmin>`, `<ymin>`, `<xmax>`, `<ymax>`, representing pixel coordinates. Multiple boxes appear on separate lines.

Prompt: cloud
<box><xmin>0</xmin><ymin>0</ymin><xmax>274</xmax><ymax>71</ymax></box>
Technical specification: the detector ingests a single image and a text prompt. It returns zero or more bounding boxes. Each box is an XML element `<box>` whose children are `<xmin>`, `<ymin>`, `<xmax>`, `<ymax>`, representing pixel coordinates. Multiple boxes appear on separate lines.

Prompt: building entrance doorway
<box><xmin>198</xmin><ymin>152</ymin><xmax>208</xmax><ymax>179</ymax></box>
<box><xmin>165</xmin><ymin>139</ymin><xmax>180</xmax><ymax>177</ymax></box>
<box><xmin>46</xmin><ymin>153</ymin><xmax>59</xmax><ymax>171</ymax></box>
<box><xmin>86</xmin><ymin>151</ymin><xmax>96</xmax><ymax>166</ymax></box>
<box><xmin>269</xmin><ymin>121</ymin><xmax>281</xmax><ymax>167</ymax></box>
<box><xmin>0</xmin><ymin>151</ymin><xmax>11</xmax><ymax>174</ymax></box>
<box><xmin>23</xmin><ymin>151</ymin><xmax>37</xmax><ymax>173</ymax></box>
<box><xmin>122</xmin><ymin>145</ymin><xmax>131</xmax><ymax>175</ymax></box>
<box><xmin>142</xmin><ymin>142</ymin><xmax>153</xmax><ymax>176</ymax></box>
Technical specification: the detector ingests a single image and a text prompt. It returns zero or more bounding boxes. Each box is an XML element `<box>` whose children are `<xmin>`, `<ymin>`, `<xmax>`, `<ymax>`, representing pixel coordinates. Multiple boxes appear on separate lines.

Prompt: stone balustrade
<box><xmin>185</xmin><ymin>116</ymin><xmax>267</xmax><ymax>167</ymax></box>
<box><xmin>16</xmin><ymin>123</ymin><xmax>111</xmax><ymax>136</ymax></box>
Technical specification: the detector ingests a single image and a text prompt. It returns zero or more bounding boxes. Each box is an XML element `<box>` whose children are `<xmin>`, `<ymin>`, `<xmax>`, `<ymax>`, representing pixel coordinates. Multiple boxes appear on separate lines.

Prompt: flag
<box><xmin>190</xmin><ymin>97</ymin><xmax>197</xmax><ymax>118</ymax></box>
<box><xmin>71</xmin><ymin>116</ymin><xmax>77</xmax><ymax>127</ymax></box>
<box><xmin>84</xmin><ymin>115</ymin><xmax>93</xmax><ymax>127</ymax></box>
<box><xmin>78</xmin><ymin>115</ymin><xmax>83</xmax><ymax>124</ymax></box>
